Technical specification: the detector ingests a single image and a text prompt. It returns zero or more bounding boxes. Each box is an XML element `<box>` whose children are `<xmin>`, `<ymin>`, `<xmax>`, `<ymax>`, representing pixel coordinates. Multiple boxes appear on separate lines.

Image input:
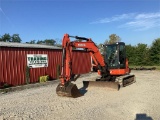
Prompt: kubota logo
<box><xmin>78</xmin><ymin>44</ymin><xmax>86</xmax><ymax>46</ymax></box>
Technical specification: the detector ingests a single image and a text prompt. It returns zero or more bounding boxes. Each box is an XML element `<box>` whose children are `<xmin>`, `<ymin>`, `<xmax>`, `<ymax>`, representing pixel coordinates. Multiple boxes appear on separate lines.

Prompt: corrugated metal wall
<box><xmin>0</xmin><ymin>47</ymin><xmax>91</xmax><ymax>86</ymax></box>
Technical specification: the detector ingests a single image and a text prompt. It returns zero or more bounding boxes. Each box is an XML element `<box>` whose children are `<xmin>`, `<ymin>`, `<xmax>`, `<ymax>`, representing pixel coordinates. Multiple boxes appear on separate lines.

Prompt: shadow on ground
<box><xmin>135</xmin><ymin>113</ymin><xmax>153</xmax><ymax>120</ymax></box>
<box><xmin>79</xmin><ymin>86</ymin><xmax>88</xmax><ymax>95</ymax></box>
<box><xmin>78</xmin><ymin>80</ymin><xmax>89</xmax><ymax>96</ymax></box>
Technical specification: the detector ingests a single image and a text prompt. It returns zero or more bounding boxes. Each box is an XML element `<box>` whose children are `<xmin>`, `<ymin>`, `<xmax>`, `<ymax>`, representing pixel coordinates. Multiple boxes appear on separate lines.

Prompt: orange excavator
<box><xmin>56</xmin><ymin>34</ymin><xmax>135</xmax><ymax>97</ymax></box>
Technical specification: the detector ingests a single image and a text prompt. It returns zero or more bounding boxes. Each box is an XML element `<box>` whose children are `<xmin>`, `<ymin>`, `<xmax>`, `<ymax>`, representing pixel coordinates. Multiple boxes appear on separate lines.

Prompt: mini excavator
<box><xmin>56</xmin><ymin>34</ymin><xmax>135</xmax><ymax>97</ymax></box>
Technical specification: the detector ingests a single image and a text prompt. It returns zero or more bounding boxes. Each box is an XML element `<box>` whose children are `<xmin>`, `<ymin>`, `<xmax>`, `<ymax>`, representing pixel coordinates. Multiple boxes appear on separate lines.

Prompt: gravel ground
<box><xmin>0</xmin><ymin>70</ymin><xmax>160</xmax><ymax>120</ymax></box>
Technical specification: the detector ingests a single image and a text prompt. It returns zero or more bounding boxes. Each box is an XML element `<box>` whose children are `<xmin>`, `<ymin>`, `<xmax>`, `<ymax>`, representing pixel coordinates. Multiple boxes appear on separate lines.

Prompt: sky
<box><xmin>0</xmin><ymin>0</ymin><xmax>160</xmax><ymax>46</ymax></box>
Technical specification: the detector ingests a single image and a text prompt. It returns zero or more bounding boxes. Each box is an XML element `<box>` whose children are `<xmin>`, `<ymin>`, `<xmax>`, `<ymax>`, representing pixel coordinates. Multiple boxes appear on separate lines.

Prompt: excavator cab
<box><xmin>104</xmin><ymin>42</ymin><xmax>126</xmax><ymax>70</ymax></box>
<box><xmin>104</xmin><ymin>42</ymin><xmax>135</xmax><ymax>86</ymax></box>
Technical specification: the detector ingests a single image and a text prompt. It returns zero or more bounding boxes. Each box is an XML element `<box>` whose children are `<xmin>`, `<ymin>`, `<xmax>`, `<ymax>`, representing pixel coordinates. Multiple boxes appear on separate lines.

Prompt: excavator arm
<box><xmin>60</xmin><ymin>34</ymin><xmax>109</xmax><ymax>84</ymax></box>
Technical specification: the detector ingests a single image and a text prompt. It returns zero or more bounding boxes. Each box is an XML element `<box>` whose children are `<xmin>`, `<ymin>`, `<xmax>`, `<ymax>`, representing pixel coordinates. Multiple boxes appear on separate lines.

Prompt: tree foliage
<box><xmin>0</xmin><ymin>33</ymin><xmax>11</xmax><ymax>42</ymax></box>
<box><xmin>126</xmin><ymin>43</ymin><xmax>151</xmax><ymax>65</ymax></box>
<box><xmin>29</xmin><ymin>40</ymin><xmax>36</xmax><ymax>44</ymax></box>
<box><xmin>125</xmin><ymin>39</ymin><xmax>160</xmax><ymax>66</ymax></box>
<box><xmin>149</xmin><ymin>38</ymin><xmax>160</xmax><ymax>65</ymax></box>
<box><xmin>44</xmin><ymin>39</ymin><xmax>56</xmax><ymax>45</ymax></box>
<box><xmin>131</xmin><ymin>43</ymin><xmax>149</xmax><ymax>65</ymax></box>
<box><xmin>29</xmin><ymin>39</ymin><xmax>56</xmax><ymax>46</ymax></box>
<box><xmin>0</xmin><ymin>33</ymin><xmax>21</xmax><ymax>43</ymax></box>
<box><xmin>125</xmin><ymin>44</ymin><xmax>136</xmax><ymax>65</ymax></box>
<box><xmin>107</xmin><ymin>34</ymin><xmax>121</xmax><ymax>44</ymax></box>
<box><xmin>11</xmin><ymin>34</ymin><xmax>22</xmax><ymax>43</ymax></box>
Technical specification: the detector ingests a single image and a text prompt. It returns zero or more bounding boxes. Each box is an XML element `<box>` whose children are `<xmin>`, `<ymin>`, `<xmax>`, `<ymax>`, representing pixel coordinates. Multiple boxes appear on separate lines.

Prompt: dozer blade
<box><xmin>83</xmin><ymin>81</ymin><xmax>119</xmax><ymax>91</ymax></box>
<box><xmin>56</xmin><ymin>83</ymin><xmax>82</xmax><ymax>98</ymax></box>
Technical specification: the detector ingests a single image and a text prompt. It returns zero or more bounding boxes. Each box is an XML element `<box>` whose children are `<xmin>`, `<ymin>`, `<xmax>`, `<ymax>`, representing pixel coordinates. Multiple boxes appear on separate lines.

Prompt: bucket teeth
<box><xmin>56</xmin><ymin>83</ymin><xmax>82</xmax><ymax>98</ymax></box>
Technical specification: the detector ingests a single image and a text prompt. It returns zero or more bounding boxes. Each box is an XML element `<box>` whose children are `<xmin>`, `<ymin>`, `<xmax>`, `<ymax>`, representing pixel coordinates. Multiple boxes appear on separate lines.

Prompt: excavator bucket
<box><xmin>56</xmin><ymin>83</ymin><xmax>82</xmax><ymax>98</ymax></box>
<box><xmin>83</xmin><ymin>81</ymin><xmax>120</xmax><ymax>91</ymax></box>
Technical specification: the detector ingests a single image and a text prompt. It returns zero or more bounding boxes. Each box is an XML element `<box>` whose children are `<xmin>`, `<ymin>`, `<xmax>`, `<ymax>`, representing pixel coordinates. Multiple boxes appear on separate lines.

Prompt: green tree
<box><xmin>11</xmin><ymin>34</ymin><xmax>22</xmax><ymax>43</ymax></box>
<box><xmin>126</xmin><ymin>44</ymin><xmax>136</xmax><ymax>65</ymax></box>
<box><xmin>36</xmin><ymin>39</ymin><xmax>56</xmax><ymax>45</ymax></box>
<box><xmin>28</xmin><ymin>40</ymin><xmax>36</xmax><ymax>44</ymax></box>
<box><xmin>149</xmin><ymin>38</ymin><xmax>160</xmax><ymax>65</ymax></box>
<box><xmin>1</xmin><ymin>33</ymin><xmax>11</xmax><ymax>42</ymax></box>
<box><xmin>108</xmin><ymin>34</ymin><xmax>121</xmax><ymax>44</ymax></box>
<box><xmin>37</xmin><ymin>40</ymin><xmax>44</xmax><ymax>44</ymax></box>
<box><xmin>134</xmin><ymin>43</ymin><xmax>150</xmax><ymax>65</ymax></box>
<box><xmin>44</xmin><ymin>39</ymin><xmax>56</xmax><ymax>45</ymax></box>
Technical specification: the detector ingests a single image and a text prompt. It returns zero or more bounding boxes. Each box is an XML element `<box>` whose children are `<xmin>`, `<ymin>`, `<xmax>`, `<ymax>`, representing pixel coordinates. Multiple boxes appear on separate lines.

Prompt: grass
<box><xmin>129</xmin><ymin>65</ymin><xmax>160</xmax><ymax>70</ymax></box>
